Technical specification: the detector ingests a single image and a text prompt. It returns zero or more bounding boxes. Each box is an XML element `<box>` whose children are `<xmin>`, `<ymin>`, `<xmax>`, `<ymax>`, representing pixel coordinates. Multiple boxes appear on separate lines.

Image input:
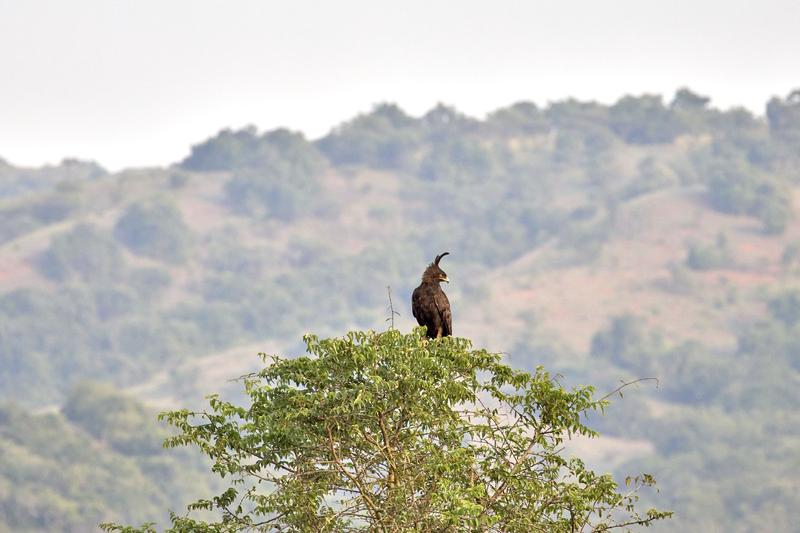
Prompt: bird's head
<box><xmin>422</xmin><ymin>251</ymin><xmax>450</xmax><ymax>284</ymax></box>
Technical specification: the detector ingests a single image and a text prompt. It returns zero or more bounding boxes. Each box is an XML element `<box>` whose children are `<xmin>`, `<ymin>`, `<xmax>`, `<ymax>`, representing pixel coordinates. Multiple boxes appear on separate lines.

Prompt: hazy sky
<box><xmin>1</xmin><ymin>0</ymin><xmax>798</xmax><ymax>170</ymax></box>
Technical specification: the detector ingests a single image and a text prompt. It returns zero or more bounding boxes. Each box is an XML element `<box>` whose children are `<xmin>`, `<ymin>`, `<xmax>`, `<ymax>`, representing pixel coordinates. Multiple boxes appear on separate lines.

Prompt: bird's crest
<box><xmin>422</xmin><ymin>252</ymin><xmax>450</xmax><ymax>283</ymax></box>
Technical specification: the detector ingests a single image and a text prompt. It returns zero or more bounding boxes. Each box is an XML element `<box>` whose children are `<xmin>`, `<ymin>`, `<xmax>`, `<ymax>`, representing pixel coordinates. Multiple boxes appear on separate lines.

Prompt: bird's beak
<box><xmin>441</xmin><ymin>276</ymin><xmax>450</xmax><ymax>283</ymax></box>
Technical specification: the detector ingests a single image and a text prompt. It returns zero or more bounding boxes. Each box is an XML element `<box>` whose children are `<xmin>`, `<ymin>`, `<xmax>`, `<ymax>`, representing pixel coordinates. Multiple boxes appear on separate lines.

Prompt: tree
<box><xmin>485</xmin><ymin>101</ymin><xmax>550</xmax><ymax>136</ymax></box>
<box><xmin>767</xmin><ymin>289</ymin><xmax>800</xmax><ymax>326</ymax></box>
<box><xmin>591</xmin><ymin>314</ymin><xmax>662</xmax><ymax>373</ymax></box>
<box><xmin>316</xmin><ymin>103</ymin><xmax>422</xmax><ymax>169</ymax></box>
<box><xmin>670</xmin><ymin>88</ymin><xmax>710</xmax><ymax>112</ymax></box>
<box><xmin>181</xmin><ymin>127</ymin><xmax>323</xmax><ymax>173</ymax></box>
<box><xmin>609</xmin><ymin>95</ymin><xmax>685</xmax><ymax>144</ymax></box>
<box><xmin>685</xmin><ymin>233</ymin><xmax>734</xmax><ymax>271</ymax></box>
<box><xmin>703</xmin><ymin>158</ymin><xmax>793</xmax><ymax>234</ymax></box>
<box><xmin>114</xmin><ymin>199</ymin><xmax>192</xmax><ymax>263</ymax></box>
<box><xmin>38</xmin><ymin>223</ymin><xmax>125</xmax><ymax>282</ymax></box>
<box><xmin>102</xmin><ymin>329</ymin><xmax>669</xmax><ymax>532</ymax></box>
<box><xmin>200</xmin><ymin>129</ymin><xmax>325</xmax><ymax>220</ymax></box>
<box><xmin>766</xmin><ymin>90</ymin><xmax>800</xmax><ymax>147</ymax></box>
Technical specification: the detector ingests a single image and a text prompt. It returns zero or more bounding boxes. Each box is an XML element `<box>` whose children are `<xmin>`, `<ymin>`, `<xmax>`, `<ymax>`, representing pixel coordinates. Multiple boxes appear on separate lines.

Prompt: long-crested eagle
<box><xmin>412</xmin><ymin>252</ymin><xmax>452</xmax><ymax>339</ymax></box>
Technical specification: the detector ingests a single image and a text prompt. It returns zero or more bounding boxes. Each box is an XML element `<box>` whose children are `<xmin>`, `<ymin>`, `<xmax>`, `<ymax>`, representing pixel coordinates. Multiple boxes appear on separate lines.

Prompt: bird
<box><xmin>412</xmin><ymin>252</ymin><xmax>452</xmax><ymax>339</ymax></box>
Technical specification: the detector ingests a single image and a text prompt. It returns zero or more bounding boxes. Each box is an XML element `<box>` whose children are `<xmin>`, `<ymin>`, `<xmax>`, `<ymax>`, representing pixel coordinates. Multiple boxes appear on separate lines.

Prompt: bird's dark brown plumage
<box><xmin>412</xmin><ymin>252</ymin><xmax>452</xmax><ymax>339</ymax></box>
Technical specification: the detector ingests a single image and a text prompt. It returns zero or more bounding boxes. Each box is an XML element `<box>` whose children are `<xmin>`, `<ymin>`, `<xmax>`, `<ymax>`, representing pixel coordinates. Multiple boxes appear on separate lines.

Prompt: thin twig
<box><xmin>385</xmin><ymin>285</ymin><xmax>400</xmax><ymax>329</ymax></box>
<box><xmin>599</xmin><ymin>377</ymin><xmax>659</xmax><ymax>403</ymax></box>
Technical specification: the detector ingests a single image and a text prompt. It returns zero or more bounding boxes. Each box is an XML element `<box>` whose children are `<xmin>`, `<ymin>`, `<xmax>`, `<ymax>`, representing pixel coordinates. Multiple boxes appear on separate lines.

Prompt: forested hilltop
<box><xmin>1</xmin><ymin>89</ymin><xmax>799</xmax><ymax>531</ymax></box>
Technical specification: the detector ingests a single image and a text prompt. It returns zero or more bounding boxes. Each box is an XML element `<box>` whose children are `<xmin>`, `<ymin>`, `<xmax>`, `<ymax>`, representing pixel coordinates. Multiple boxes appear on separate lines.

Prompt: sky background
<box><xmin>1</xmin><ymin>0</ymin><xmax>798</xmax><ymax>171</ymax></box>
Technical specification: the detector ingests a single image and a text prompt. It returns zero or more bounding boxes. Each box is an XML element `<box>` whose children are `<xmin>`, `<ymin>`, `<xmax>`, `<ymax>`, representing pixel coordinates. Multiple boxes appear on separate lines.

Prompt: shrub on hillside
<box><xmin>705</xmin><ymin>162</ymin><xmax>792</xmax><ymax>233</ymax></box>
<box><xmin>485</xmin><ymin>101</ymin><xmax>551</xmax><ymax>135</ymax></box>
<box><xmin>317</xmin><ymin>103</ymin><xmax>423</xmax><ymax>169</ymax></box>
<box><xmin>767</xmin><ymin>90</ymin><xmax>800</xmax><ymax>148</ymax></box>
<box><xmin>685</xmin><ymin>234</ymin><xmax>734</xmax><ymax>271</ymax></box>
<box><xmin>591</xmin><ymin>314</ymin><xmax>663</xmax><ymax>373</ymax></box>
<box><xmin>181</xmin><ymin>127</ymin><xmax>323</xmax><ymax>173</ymax></box>
<box><xmin>224</xmin><ymin>169</ymin><xmax>319</xmax><ymax>220</ymax></box>
<box><xmin>114</xmin><ymin>199</ymin><xmax>191</xmax><ymax>263</ymax></box>
<box><xmin>767</xmin><ymin>289</ymin><xmax>800</xmax><ymax>326</ymax></box>
<box><xmin>418</xmin><ymin>136</ymin><xmax>499</xmax><ymax>183</ymax></box>
<box><xmin>609</xmin><ymin>94</ymin><xmax>686</xmax><ymax>144</ymax></box>
<box><xmin>623</xmin><ymin>157</ymin><xmax>678</xmax><ymax>199</ymax></box>
<box><xmin>213</xmin><ymin>130</ymin><xmax>325</xmax><ymax>220</ymax></box>
<box><xmin>63</xmin><ymin>382</ymin><xmax>166</xmax><ymax>456</ymax></box>
<box><xmin>39</xmin><ymin>224</ymin><xmax>125</xmax><ymax>282</ymax></box>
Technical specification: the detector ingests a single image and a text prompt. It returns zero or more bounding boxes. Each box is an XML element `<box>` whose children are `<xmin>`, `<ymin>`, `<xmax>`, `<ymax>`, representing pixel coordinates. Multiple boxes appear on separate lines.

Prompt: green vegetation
<box><xmin>685</xmin><ymin>233</ymin><xmax>734</xmax><ymax>271</ymax></box>
<box><xmin>1</xmin><ymin>88</ymin><xmax>799</xmax><ymax>531</ymax></box>
<box><xmin>210</xmin><ymin>129</ymin><xmax>326</xmax><ymax>219</ymax></box>
<box><xmin>704</xmin><ymin>159</ymin><xmax>792</xmax><ymax>233</ymax></box>
<box><xmin>317</xmin><ymin>103</ymin><xmax>423</xmax><ymax>169</ymax></box>
<box><xmin>609</xmin><ymin>94</ymin><xmax>686</xmax><ymax>144</ymax></box>
<box><xmin>0</xmin><ymin>158</ymin><xmax>106</xmax><ymax>199</ymax></box>
<box><xmin>181</xmin><ymin>127</ymin><xmax>323</xmax><ymax>174</ymax></box>
<box><xmin>585</xmin><ymin>302</ymin><xmax>800</xmax><ymax>532</ymax></box>
<box><xmin>766</xmin><ymin>90</ymin><xmax>800</xmax><ymax>149</ymax></box>
<box><xmin>0</xmin><ymin>384</ymin><xmax>217</xmax><ymax>533</ymax></box>
<box><xmin>103</xmin><ymin>330</ymin><xmax>669</xmax><ymax>532</ymax></box>
<box><xmin>0</xmin><ymin>183</ymin><xmax>86</xmax><ymax>245</ymax></box>
<box><xmin>38</xmin><ymin>224</ymin><xmax>125</xmax><ymax>282</ymax></box>
<box><xmin>114</xmin><ymin>198</ymin><xmax>192</xmax><ymax>263</ymax></box>
<box><xmin>622</xmin><ymin>157</ymin><xmax>677</xmax><ymax>199</ymax></box>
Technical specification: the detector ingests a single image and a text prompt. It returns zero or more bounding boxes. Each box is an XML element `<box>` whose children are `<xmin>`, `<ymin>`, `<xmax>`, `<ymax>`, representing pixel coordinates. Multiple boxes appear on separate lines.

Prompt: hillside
<box><xmin>1</xmin><ymin>89</ymin><xmax>800</xmax><ymax>531</ymax></box>
<box><xmin>0</xmin><ymin>384</ymin><xmax>217</xmax><ymax>532</ymax></box>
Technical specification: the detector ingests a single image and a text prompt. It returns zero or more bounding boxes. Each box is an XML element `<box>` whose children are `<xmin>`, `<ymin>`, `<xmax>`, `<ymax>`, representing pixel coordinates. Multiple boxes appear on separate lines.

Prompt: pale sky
<box><xmin>1</xmin><ymin>0</ymin><xmax>798</xmax><ymax>170</ymax></box>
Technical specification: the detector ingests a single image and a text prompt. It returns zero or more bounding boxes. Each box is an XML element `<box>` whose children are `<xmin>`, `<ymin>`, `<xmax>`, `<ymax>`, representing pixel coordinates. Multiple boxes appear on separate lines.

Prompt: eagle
<box><xmin>412</xmin><ymin>252</ymin><xmax>452</xmax><ymax>339</ymax></box>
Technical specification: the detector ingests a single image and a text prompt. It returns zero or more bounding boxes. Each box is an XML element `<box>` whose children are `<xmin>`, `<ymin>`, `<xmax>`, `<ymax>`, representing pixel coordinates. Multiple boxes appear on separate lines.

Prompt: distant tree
<box><xmin>206</xmin><ymin>129</ymin><xmax>325</xmax><ymax>219</ymax></box>
<box><xmin>669</xmin><ymin>88</ymin><xmax>713</xmax><ymax>134</ymax></box>
<box><xmin>546</xmin><ymin>99</ymin><xmax>610</xmax><ymax>131</ymax></box>
<box><xmin>623</xmin><ymin>157</ymin><xmax>677</xmax><ymax>199</ymax></box>
<box><xmin>224</xmin><ymin>168</ymin><xmax>319</xmax><ymax>220</ymax></box>
<box><xmin>93</xmin><ymin>286</ymin><xmax>136</xmax><ymax>321</ymax></box>
<box><xmin>766</xmin><ymin>90</ymin><xmax>800</xmax><ymax>147</ymax></box>
<box><xmin>704</xmin><ymin>158</ymin><xmax>792</xmax><ymax>234</ymax></box>
<box><xmin>670</xmin><ymin>88</ymin><xmax>711</xmax><ymax>111</ymax></box>
<box><xmin>114</xmin><ymin>199</ymin><xmax>191</xmax><ymax>263</ymax></box>
<box><xmin>126</xmin><ymin>267</ymin><xmax>172</xmax><ymax>300</ymax></box>
<box><xmin>39</xmin><ymin>223</ymin><xmax>125</xmax><ymax>282</ymax></box>
<box><xmin>63</xmin><ymin>382</ymin><xmax>167</xmax><ymax>456</ymax></box>
<box><xmin>421</xmin><ymin>103</ymin><xmax>480</xmax><ymax>142</ymax></box>
<box><xmin>28</xmin><ymin>186</ymin><xmax>85</xmax><ymax>224</ymax></box>
<box><xmin>659</xmin><ymin>341</ymin><xmax>730</xmax><ymax>404</ymax></box>
<box><xmin>685</xmin><ymin>233</ymin><xmax>734</xmax><ymax>271</ymax></box>
<box><xmin>591</xmin><ymin>314</ymin><xmax>662</xmax><ymax>373</ymax></box>
<box><xmin>544</xmin><ymin>100</ymin><xmax>617</xmax><ymax>169</ymax></box>
<box><xmin>181</xmin><ymin>126</ymin><xmax>261</xmax><ymax>170</ymax></box>
<box><xmin>781</xmin><ymin>241</ymin><xmax>800</xmax><ymax>268</ymax></box>
<box><xmin>0</xmin><ymin>388</ymin><xmax>220</xmax><ymax>532</ymax></box>
<box><xmin>609</xmin><ymin>95</ymin><xmax>685</xmax><ymax>144</ymax></box>
<box><xmin>182</xmin><ymin>127</ymin><xmax>323</xmax><ymax>174</ymax></box>
<box><xmin>768</xmin><ymin>289</ymin><xmax>800</xmax><ymax>326</ymax></box>
<box><xmin>168</xmin><ymin>172</ymin><xmax>190</xmax><ymax>189</ymax></box>
<box><xmin>317</xmin><ymin>103</ymin><xmax>423</xmax><ymax>169</ymax></box>
<box><xmin>485</xmin><ymin>101</ymin><xmax>551</xmax><ymax>135</ymax></box>
<box><xmin>102</xmin><ymin>330</ymin><xmax>670</xmax><ymax>532</ymax></box>
<box><xmin>418</xmin><ymin>136</ymin><xmax>498</xmax><ymax>183</ymax></box>
<box><xmin>0</xmin><ymin>158</ymin><xmax>105</xmax><ymax>199</ymax></box>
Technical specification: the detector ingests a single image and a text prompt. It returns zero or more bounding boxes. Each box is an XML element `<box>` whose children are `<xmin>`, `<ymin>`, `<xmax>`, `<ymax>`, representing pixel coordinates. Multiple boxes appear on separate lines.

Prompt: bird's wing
<box><xmin>411</xmin><ymin>288</ymin><xmax>421</xmax><ymax>322</ymax></box>
<box><xmin>434</xmin><ymin>290</ymin><xmax>452</xmax><ymax>336</ymax></box>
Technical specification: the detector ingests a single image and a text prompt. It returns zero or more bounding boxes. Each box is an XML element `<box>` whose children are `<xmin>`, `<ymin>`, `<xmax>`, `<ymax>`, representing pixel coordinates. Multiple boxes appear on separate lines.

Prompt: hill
<box><xmin>1</xmin><ymin>89</ymin><xmax>799</xmax><ymax>531</ymax></box>
<box><xmin>0</xmin><ymin>384</ymin><xmax>217</xmax><ymax>532</ymax></box>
